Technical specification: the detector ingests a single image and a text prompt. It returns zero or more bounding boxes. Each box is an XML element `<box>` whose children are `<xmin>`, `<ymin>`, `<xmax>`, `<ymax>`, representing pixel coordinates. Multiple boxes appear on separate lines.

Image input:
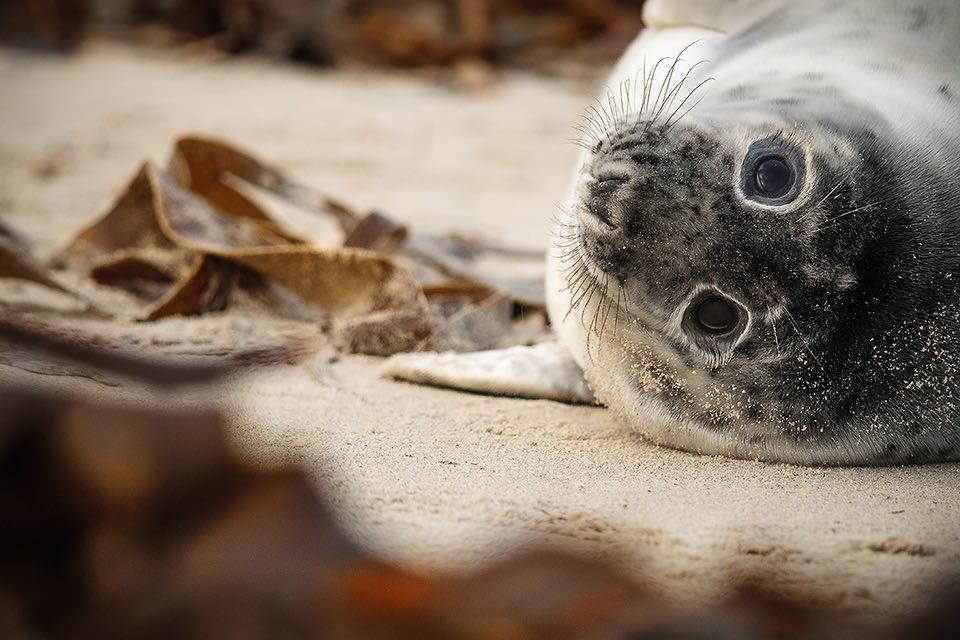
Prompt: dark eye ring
<box><xmin>740</xmin><ymin>138</ymin><xmax>805</xmax><ymax>205</ymax></box>
<box><xmin>680</xmin><ymin>291</ymin><xmax>751</xmax><ymax>363</ymax></box>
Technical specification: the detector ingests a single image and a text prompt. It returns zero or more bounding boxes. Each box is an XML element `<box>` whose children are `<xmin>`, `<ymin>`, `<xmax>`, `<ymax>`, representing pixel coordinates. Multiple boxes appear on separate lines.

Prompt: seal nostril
<box><xmin>594</xmin><ymin>177</ymin><xmax>628</xmax><ymax>193</ymax></box>
<box><xmin>584</xmin><ymin>177</ymin><xmax>627</xmax><ymax>229</ymax></box>
<box><xmin>585</xmin><ymin>199</ymin><xmax>617</xmax><ymax>229</ymax></box>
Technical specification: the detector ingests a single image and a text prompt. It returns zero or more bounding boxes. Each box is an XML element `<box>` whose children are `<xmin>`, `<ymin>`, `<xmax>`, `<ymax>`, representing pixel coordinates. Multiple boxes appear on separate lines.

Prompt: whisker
<box><xmin>767</xmin><ymin>304</ymin><xmax>784</xmax><ymax>373</ymax></box>
<box><xmin>596</xmin><ymin>274</ymin><xmax>615</xmax><ymax>346</ymax></box>
<box><xmin>797</xmin><ymin>171</ymin><xmax>854</xmax><ymax>223</ymax></box>
<box><xmin>663</xmin><ymin>77</ymin><xmax>715</xmax><ymax>130</ymax></box>
<box><xmin>586</xmin><ymin>103</ymin><xmax>613</xmax><ymax>146</ymax></box>
<box><xmin>638</xmin><ymin>56</ymin><xmax>651</xmax><ymax>122</ymax></box>
<box><xmin>606</xmin><ymin>86</ymin><xmax>625</xmax><ymax>145</ymax></box>
<box><xmin>660</xmin><ymin>59</ymin><xmax>711</xmax><ymax>116</ymax></box>
<box><xmin>623</xmin><ymin>77</ymin><xmax>633</xmax><ymax>128</ymax></box>
<box><xmin>811</xmin><ymin>200</ymin><xmax>885</xmax><ymax>233</ymax></box>
<box><xmin>650</xmin><ymin>59</ymin><xmax>705</xmax><ymax>126</ymax></box>
<box><xmin>642</xmin><ymin>56</ymin><xmax>671</xmax><ymax>113</ymax></box>
<box><xmin>612</xmin><ymin>283</ymin><xmax>623</xmax><ymax>337</ymax></box>
<box><xmin>572</xmin><ymin>122</ymin><xmax>601</xmax><ymax>144</ymax></box>
<box><xmin>783</xmin><ymin>307</ymin><xmax>824</xmax><ymax>373</ymax></box>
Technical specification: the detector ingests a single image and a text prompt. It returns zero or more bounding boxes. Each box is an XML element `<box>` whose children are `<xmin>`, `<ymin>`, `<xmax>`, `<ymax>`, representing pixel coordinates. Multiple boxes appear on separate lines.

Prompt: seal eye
<box><xmin>754</xmin><ymin>156</ymin><xmax>792</xmax><ymax>198</ymax></box>
<box><xmin>681</xmin><ymin>291</ymin><xmax>750</xmax><ymax>363</ymax></box>
<box><xmin>740</xmin><ymin>138</ymin><xmax>805</xmax><ymax>205</ymax></box>
<box><xmin>694</xmin><ymin>296</ymin><xmax>738</xmax><ymax>334</ymax></box>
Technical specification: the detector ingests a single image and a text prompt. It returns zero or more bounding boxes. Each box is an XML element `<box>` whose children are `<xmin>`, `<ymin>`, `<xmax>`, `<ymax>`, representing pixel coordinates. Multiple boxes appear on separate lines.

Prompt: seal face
<box><xmin>549</xmin><ymin>0</ymin><xmax>960</xmax><ymax>465</ymax></box>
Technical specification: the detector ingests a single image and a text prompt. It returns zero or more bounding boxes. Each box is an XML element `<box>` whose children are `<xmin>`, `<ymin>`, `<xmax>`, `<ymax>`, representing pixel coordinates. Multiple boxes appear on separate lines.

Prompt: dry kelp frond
<box><xmin>0</xmin><ymin>314</ymin><xmax>313</xmax><ymax>387</ymax></box>
<box><xmin>2</xmin><ymin>136</ymin><xmax>546</xmax><ymax>359</ymax></box>
<box><xmin>48</xmin><ymin>139</ymin><xmax>433</xmax><ymax>355</ymax></box>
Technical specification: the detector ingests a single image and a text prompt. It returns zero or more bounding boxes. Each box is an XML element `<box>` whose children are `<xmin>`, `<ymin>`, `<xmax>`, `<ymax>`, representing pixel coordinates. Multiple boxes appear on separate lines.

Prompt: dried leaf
<box><xmin>1</xmin><ymin>235</ymin><xmax>109</xmax><ymax>316</ymax></box>
<box><xmin>46</xmin><ymin>135</ymin><xmax>543</xmax><ymax>355</ymax></box>
<box><xmin>54</xmin><ymin>164</ymin><xmax>181</xmax><ymax>271</ymax></box>
<box><xmin>428</xmin><ymin>291</ymin><xmax>515</xmax><ymax>352</ymax></box>
<box><xmin>0</xmin><ymin>314</ymin><xmax>304</xmax><ymax>388</ymax></box>
<box><xmin>166</xmin><ymin>137</ymin><xmax>541</xmax><ymax>316</ymax></box>
<box><xmin>169</xmin><ymin>135</ymin><xmax>356</xmax><ymax>234</ymax></box>
<box><xmin>336</xmin><ymin>308</ymin><xmax>433</xmax><ymax>356</ymax></box>
<box><xmin>144</xmin><ymin>255</ymin><xmax>234</xmax><ymax>320</ymax></box>
<box><xmin>89</xmin><ymin>251</ymin><xmax>179</xmax><ymax>299</ymax></box>
<box><xmin>404</xmin><ymin>234</ymin><xmax>545</xmax><ymax>309</ymax></box>
<box><xmin>1</xmin><ymin>236</ymin><xmax>73</xmax><ymax>294</ymax></box>
<box><xmin>344</xmin><ymin>211</ymin><xmax>409</xmax><ymax>252</ymax></box>
<box><xmin>423</xmin><ymin>281</ymin><xmax>496</xmax><ymax>304</ymax></box>
<box><xmin>52</xmin><ymin>143</ymin><xmax>432</xmax><ymax>354</ymax></box>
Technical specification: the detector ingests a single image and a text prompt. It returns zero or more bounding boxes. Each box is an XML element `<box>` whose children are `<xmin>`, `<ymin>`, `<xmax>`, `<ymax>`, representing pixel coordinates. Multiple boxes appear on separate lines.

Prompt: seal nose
<box><xmin>584</xmin><ymin>176</ymin><xmax>628</xmax><ymax>229</ymax></box>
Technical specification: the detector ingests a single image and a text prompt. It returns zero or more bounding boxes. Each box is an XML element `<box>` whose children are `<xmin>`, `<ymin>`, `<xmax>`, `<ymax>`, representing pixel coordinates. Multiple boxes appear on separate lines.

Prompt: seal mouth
<box><xmin>561</xmin><ymin>222</ymin><xmax>754</xmax><ymax>369</ymax></box>
<box><xmin>554</xmin><ymin>213</ymin><xmax>619</xmax><ymax>330</ymax></box>
<box><xmin>556</xmin><ymin>223</ymin><xmax>665</xmax><ymax>343</ymax></box>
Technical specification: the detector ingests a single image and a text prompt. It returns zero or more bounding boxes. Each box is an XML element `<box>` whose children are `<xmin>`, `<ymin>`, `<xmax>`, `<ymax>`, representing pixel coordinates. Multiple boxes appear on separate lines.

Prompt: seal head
<box><xmin>549</xmin><ymin>1</ymin><xmax>960</xmax><ymax>465</ymax></box>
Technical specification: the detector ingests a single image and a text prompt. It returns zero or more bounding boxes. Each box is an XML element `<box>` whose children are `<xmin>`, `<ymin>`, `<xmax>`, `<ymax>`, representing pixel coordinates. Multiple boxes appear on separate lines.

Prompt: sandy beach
<box><xmin>2</xmin><ymin>41</ymin><xmax>959</xmax><ymax>620</ymax></box>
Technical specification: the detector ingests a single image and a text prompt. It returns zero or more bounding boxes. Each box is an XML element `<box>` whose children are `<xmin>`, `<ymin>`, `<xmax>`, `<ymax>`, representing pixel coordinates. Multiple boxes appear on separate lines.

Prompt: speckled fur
<box><xmin>548</xmin><ymin>0</ymin><xmax>960</xmax><ymax>465</ymax></box>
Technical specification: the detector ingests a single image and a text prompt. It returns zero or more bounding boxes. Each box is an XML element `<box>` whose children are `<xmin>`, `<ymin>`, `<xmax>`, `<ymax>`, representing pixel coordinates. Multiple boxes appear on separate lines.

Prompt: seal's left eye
<box><xmin>681</xmin><ymin>291</ymin><xmax>750</xmax><ymax>362</ymax></box>
<box><xmin>694</xmin><ymin>296</ymin><xmax>739</xmax><ymax>334</ymax></box>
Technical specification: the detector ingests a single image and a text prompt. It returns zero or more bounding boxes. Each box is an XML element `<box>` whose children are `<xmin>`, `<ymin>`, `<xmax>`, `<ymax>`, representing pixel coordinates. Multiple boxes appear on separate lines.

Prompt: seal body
<box><xmin>548</xmin><ymin>0</ymin><xmax>960</xmax><ymax>465</ymax></box>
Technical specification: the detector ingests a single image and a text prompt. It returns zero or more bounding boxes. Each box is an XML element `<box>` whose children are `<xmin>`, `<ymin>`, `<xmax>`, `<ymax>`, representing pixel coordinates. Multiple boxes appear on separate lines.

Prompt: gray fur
<box><xmin>550</xmin><ymin>0</ymin><xmax>960</xmax><ymax>465</ymax></box>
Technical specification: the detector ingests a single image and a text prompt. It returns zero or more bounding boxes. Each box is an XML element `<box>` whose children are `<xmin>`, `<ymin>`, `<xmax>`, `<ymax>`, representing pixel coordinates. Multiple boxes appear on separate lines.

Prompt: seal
<box><xmin>386</xmin><ymin>0</ymin><xmax>960</xmax><ymax>466</ymax></box>
<box><xmin>547</xmin><ymin>0</ymin><xmax>960</xmax><ymax>465</ymax></box>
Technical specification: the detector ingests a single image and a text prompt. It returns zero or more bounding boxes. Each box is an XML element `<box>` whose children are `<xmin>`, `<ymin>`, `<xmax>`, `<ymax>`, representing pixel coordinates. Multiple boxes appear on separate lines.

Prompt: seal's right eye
<box><xmin>740</xmin><ymin>138</ymin><xmax>805</xmax><ymax>205</ymax></box>
<box><xmin>754</xmin><ymin>156</ymin><xmax>793</xmax><ymax>198</ymax></box>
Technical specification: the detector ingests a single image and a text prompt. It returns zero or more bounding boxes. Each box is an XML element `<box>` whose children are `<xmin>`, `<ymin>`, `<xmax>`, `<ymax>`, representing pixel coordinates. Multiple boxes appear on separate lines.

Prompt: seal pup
<box><xmin>385</xmin><ymin>0</ymin><xmax>960</xmax><ymax>466</ymax></box>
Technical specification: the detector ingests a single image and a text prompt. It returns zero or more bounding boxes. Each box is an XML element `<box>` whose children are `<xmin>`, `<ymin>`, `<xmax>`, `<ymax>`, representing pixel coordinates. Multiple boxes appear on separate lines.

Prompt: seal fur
<box><xmin>548</xmin><ymin>0</ymin><xmax>960</xmax><ymax>465</ymax></box>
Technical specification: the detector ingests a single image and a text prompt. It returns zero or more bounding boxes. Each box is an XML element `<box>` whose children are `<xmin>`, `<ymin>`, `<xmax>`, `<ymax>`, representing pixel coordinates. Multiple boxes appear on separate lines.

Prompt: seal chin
<box><xmin>552</xmin><ymin>305</ymin><xmax>814</xmax><ymax>465</ymax></box>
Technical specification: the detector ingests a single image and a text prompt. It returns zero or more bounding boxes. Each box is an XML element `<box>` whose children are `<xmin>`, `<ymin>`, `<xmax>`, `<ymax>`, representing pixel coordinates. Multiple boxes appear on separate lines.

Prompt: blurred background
<box><xmin>1</xmin><ymin>0</ymin><xmax>643</xmax><ymax>73</ymax></box>
<box><xmin>4</xmin><ymin>2</ymin><xmax>960</xmax><ymax>639</ymax></box>
<box><xmin>0</xmin><ymin>0</ymin><xmax>649</xmax><ymax>264</ymax></box>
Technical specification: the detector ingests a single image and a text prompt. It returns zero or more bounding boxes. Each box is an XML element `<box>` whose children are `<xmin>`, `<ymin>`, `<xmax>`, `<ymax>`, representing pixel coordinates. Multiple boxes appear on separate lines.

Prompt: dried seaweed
<box><xmin>44</xmin><ymin>139</ymin><xmax>434</xmax><ymax>355</ymax></box>
<box><xmin>0</xmin><ymin>314</ymin><xmax>312</xmax><ymax>387</ymax></box>
<box><xmin>2</xmin><ymin>135</ymin><xmax>544</xmax><ymax>358</ymax></box>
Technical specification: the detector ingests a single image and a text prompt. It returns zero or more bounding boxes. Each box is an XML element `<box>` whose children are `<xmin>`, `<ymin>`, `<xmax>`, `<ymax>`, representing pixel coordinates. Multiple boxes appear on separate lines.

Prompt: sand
<box><xmin>2</xmin><ymin>41</ymin><xmax>959</xmax><ymax>620</ymax></box>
